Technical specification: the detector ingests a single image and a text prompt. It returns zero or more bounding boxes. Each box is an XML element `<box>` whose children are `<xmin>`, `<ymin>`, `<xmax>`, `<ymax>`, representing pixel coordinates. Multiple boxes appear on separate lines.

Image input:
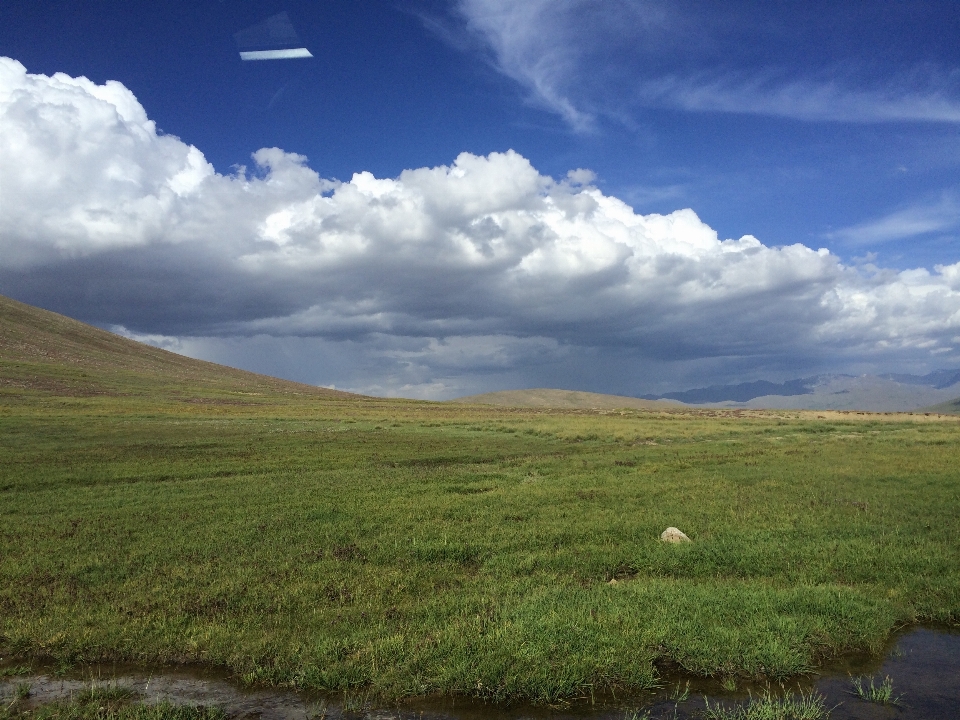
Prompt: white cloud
<box><xmin>826</xmin><ymin>194</ymin><xmax>960</xmax><ymax>245</ymax></box>
<box><xmin>453</xmin><ymin>0</ymin><xmax>598</xmax><ymax>130</ymax></box>
<box><xmin>109</xmin><ymin>325</ymin><xmax>187</xmax><ymax>353</ymax></box>
<box><xmin>0</xmin><ymin>59</ymin><xmax>214</xmax><ymax>266</ymax></box>
<box><xmin>634</xmin><ymin>72</ymin><xmax>960</xmax><ymax>124</ymax></box>
<box><xmin>443</xmin><ymin>0</ymin><xmax>960</xmax><ymax>128</ymax></box>
<box><xmin>5</xmin><ymin>57</ymin><xmax>960</xmax><ymax>396</ymax></box>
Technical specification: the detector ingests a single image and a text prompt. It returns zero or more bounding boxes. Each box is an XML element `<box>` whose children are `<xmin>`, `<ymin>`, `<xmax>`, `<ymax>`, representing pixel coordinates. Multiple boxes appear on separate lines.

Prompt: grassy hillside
<box><xmin>0</xmin><ymin>293</ymin><xmax>353</xmax><ymax>402</ymax></box>
<box><xmin>920</xmin><ymin>396</ymin><xmax>960</xmax><ymax>415</ymax></box>
<box><xmin>452</xmin><ymin>388</ymin><xmax>678</xmax><ymax>410</ymax></box>
<box><xmin>2</xmin><ymin>294</ymin><xmax>960</xmax><ymax>705</ymax></box>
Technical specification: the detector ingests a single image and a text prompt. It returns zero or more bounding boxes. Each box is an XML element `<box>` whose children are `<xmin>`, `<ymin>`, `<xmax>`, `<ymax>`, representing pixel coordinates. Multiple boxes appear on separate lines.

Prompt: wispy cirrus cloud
<box><xmin>448</xmin><ymin>0</ymin><xmax>599</xmax><ymax>130</ymax></box>
<box><xmin>827</xmin><ymin>194</ymin><xmax>960</xmax><ymax>245</ymax></box>
<box><xmin>435</xmin><ymin>0</ymin><xmax>960</xmax><ymax>129</ymax></box>
<box><xmin>636</xmin><ymin>71</ymin><xmax>960</xmax><ymax>124</ymax></box>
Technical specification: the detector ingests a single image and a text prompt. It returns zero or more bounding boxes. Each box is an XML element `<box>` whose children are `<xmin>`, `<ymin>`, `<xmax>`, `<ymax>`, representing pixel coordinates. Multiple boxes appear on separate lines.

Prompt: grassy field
<box><xmin>2</xmin><ymin>295</ymin><xmax>960</xmax><ymax>704</ymax></box>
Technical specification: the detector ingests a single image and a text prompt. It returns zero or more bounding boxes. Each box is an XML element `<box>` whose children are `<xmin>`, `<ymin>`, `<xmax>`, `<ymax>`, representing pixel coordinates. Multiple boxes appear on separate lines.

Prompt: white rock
<box><xmin>660</xmin><ymin>527</ymin><xmax>691</xmax><ymax>543</ymax></box>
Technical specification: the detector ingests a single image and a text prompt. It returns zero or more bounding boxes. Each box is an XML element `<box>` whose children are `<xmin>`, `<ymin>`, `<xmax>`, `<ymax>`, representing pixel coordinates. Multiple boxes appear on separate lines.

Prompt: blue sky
<box><xmin>3</xmin><ymin>1</ymin><xmax>960</xmax><ymax>398</ymax></box>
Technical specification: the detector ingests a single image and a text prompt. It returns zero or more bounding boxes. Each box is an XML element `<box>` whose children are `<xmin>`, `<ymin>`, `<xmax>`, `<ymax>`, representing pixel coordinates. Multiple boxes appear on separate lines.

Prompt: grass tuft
<box><xmin>850</xmin><ymin>675</ymin><xmax>901</xmax><ymax>705</ymax></box>
<box><xmin>75</xmin><ymin>683</ymin><xmax>135</xmax><ymax>704</ymax></box>
<box><xmin>702</xmin><ymin>688</ymin><xmax>830</xmax><ymax>720</ymax></box>
<box><xmin>669</xmin><ymin>680</ymin><xmax>691</xmax><ymax>702</ymax></box>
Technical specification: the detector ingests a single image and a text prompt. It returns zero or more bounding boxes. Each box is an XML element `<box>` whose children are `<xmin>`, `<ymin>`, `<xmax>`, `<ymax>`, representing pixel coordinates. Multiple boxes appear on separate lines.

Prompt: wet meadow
<box><xmin>2</xmin><ymin>384</ymin><xmax>959</xmax><ymax>705</ymax></box>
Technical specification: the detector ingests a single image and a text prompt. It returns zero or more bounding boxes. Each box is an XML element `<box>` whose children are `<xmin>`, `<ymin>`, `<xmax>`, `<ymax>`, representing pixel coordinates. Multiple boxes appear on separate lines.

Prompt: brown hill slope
<box><xmin>451</xmin><ymin>388</ymin><xmax>679</xmax><ymax>410</ymax></box>
<box><xmin>0</xmin><ymin>293</ymin><xmax>354</xmax><ymax>400</ymax></box>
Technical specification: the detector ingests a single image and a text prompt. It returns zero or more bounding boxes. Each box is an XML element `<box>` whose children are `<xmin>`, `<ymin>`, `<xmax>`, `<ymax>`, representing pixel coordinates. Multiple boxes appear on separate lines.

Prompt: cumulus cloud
<box><xmin>4</xmin><ymin>57</ymin><xmax>960</xmax><ymax>396</ymax></box>
<box><xmin>439</xmin><ymin>0</ymin><xmax>960</xmax><ymax>128</ymax></box>
<box><xmin>0</xmin><ymin>58</ymin><xmax>214</xmax><ymax>266</ymax></box>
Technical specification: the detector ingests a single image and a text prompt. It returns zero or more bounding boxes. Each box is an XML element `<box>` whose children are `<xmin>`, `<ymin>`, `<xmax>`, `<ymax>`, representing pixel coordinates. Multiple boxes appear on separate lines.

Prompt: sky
<box><xmin>2</xmin><ymin>0</ymin><xmax>960</xmax><ymax>399</ymax></box>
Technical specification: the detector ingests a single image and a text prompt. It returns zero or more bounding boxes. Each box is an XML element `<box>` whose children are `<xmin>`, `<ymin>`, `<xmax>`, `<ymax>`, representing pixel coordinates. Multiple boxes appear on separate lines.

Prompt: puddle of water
<box><xmin>1</xmin><ymin>627</ymin><xmax>958</xmax><ymax>719</ymax></box>
<box><xmin>815</xmin><ymin>627</ymin><xmax>960</xmax><ymax>720</ymax></box>
<box><xmin>0</xmin><ymin>666</ymin><xmax>323</xmax><ymax>720</ymax></box>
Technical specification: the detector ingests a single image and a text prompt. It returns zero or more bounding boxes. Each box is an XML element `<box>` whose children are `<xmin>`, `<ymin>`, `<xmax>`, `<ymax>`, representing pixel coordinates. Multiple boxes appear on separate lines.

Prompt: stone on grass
<box><xmin>660</xmin><ymin>527</ymin><xmax>691</xmax><ymax>543</ymax></box>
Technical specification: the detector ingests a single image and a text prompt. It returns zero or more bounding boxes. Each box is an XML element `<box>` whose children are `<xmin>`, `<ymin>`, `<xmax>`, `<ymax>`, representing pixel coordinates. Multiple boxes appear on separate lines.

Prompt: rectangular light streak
<box><xmin>239</xmin><ymin>48</ymin><xmax>313</xmax><ymax>61</ymax></box>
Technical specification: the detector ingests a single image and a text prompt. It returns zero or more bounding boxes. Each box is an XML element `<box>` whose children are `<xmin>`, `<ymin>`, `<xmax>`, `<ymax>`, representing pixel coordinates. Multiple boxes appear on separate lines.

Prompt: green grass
<box><xmin>1</xmin><ymin>293</ymin><xmax>960</xmax><ymax>704</ymax></box>
<box><xmin>702</xmin><ymin>689</ymin><xmax>829</xmax><ymax>720</ymax></box>
<box><xmin>3</xmin><ymin>396</ymin><xmax>959</xmax><ymax>703</ymax></box>
<box><xmin>850</xmin><ymin>675</ymin><xmax>901</xmax><ymax>705</ymax></box>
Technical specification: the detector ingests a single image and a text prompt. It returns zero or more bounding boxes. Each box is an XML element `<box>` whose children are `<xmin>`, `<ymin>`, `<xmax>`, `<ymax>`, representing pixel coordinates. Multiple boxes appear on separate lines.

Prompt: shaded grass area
<box><xmin>2</xmin><ymin>385</ymin><xmax>960</xmax><ymax>703</ymax></box>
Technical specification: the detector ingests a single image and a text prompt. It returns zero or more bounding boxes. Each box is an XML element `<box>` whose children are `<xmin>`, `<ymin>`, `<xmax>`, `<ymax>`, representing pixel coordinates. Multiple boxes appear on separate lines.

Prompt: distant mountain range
<box><xmin>880</xmin><ymin>369</ymin><xmax>960</xmax><ymax>388</ymax></box>
<box><xmin>640</xmin><ymin>371</ymin><xmax>960</xmax><ymax>412</ymax></box>
<box><xmin>453</xmin><ymin>369</ymin><xmax>960</xmax><ymax>414</ymax></box>
<box><xmin>641</xmin><ymin>378</ymin><xmax>815</xmax><ymax>404</ymax></box>
<box><xmin>456</xmin><ymin>371</ymin><xmax>960</xmax><ymax>413</ymax></box>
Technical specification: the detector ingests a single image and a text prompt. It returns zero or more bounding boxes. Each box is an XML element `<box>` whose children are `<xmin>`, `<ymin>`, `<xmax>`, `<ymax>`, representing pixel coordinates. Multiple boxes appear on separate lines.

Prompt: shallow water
<box><xmin>2</xmin><ymin>627</ymin><xmax>957</xmax><ymax>719</ymax></box>
<box><xmin>814</xmin><ymin>627</ymin><xmax>960</xmax><ymax>719</ymax></box>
